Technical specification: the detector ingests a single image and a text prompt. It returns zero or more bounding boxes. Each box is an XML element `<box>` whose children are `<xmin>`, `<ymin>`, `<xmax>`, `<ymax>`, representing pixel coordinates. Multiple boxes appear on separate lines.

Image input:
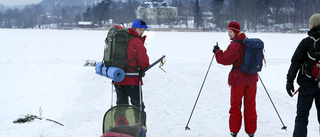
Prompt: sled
<box><xmin>101</xmin><ymin>104</ymin><xmax>146</xmax><ymax>137</ymax></box>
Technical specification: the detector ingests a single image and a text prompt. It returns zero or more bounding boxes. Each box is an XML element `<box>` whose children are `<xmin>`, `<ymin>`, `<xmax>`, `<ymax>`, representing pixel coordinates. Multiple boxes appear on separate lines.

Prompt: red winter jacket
<box><xmin>215</xmin><ymin>33</ymin><xmax>258</xmax><ymax>86</ymax></box>
<box><xmin>117</xmin><ymin>28</ymin><xmax>150</xmax><ymax>85</ymax></box>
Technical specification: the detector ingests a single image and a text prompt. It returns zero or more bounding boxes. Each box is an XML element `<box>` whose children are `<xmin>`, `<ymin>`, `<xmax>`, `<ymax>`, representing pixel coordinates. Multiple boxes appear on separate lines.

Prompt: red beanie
<box><xmin>227</xmin><ymin>22</ymin><xmax>241</xmax><ymax>35</ymax></box>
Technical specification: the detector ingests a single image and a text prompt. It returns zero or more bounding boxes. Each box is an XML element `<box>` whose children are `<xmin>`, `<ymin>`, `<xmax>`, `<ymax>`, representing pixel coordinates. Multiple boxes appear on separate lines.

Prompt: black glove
<box><xmin>286</xmin><ymin>82</ymin><xmax>294</xmax><ymax>97</ymax></box>
<box><xmin>212</xmin><ymin>45</ymin><xmax>220</xmax><ymax>53</ymax></box>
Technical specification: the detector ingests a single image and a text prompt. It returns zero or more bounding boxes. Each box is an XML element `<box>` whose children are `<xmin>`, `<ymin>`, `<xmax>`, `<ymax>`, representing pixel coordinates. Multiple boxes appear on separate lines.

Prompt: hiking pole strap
<box><xmin>258</xmin><ymin>74</ymin><xmax>287</xmax><ymax>130</ymax></box>
<box><xmin>185</xmin><ymin>54</ymin><xmax>215</xmax><ymax>130</ymax></box>
<box><xmin>141</xmin><ymin>55</ymin><xmax>166</xmax><ymax>74</ymax></box>
<box><xmin>159</xmin><ymin>57</ymin><xmax>167</xmax><ymax>73</ymax></box>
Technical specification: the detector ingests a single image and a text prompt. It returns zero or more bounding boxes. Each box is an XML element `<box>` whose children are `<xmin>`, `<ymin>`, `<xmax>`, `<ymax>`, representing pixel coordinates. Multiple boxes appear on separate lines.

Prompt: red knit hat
<box><xmin>227</xmin><ymin>22</ymin><xmax>241</xmax><ymax>35</ymax></box>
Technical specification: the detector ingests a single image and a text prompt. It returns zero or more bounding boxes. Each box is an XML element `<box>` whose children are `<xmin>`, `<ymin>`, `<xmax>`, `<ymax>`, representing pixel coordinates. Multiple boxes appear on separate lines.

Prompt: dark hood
<box><xmin>308</xmin><ymin>26</ymin><xmax>320</xmax><ymax>39</ymax></box>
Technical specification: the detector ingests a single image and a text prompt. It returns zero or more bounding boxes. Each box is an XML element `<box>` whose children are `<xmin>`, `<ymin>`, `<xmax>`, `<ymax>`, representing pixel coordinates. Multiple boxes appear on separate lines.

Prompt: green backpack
<box><xmin>103</xmin><ymin>25</ymin><xmax>137</xmax><ymax>70</ymax></box>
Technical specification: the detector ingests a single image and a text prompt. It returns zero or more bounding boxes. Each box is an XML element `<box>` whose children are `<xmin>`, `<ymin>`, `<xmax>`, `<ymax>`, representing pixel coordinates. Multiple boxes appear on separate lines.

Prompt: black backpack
<box><xmin>305</xmin><ymin>36</ymin><xmax>320</xmax><ymax>80</ymax></box>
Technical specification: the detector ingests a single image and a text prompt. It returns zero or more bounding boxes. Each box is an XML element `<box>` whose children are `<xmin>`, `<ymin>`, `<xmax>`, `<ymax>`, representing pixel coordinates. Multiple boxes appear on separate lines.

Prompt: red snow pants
<box><xmin>229</xmin><ymin>82</ymin><xmax>257</xmax><ymax>134</ymax></box>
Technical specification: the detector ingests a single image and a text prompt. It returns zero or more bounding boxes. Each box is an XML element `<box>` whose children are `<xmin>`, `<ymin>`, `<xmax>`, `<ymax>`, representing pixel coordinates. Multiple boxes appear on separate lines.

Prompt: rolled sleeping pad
<box><xmin>95</xmin><ymin>62</ymin><xmax>125</xmax><ymax>82</ymax></box>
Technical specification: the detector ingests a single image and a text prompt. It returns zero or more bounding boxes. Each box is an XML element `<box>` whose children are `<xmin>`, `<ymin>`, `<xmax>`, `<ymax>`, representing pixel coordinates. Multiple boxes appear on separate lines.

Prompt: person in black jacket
<box><xmin>286</xmin><ymin>13</ymin><xmax>320</xmax><ymax>137</ymax></box>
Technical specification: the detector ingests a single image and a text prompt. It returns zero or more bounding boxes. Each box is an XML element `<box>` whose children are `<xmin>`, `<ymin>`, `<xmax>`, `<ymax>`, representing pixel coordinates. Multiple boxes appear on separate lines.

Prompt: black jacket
<box><xmin>287</xmin><ymin>26</ymin><xmax>320</xmax><ymax>88</ymax></box>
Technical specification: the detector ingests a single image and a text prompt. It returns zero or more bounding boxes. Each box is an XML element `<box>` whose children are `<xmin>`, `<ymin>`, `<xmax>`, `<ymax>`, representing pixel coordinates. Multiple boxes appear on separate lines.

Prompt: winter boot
<box><xmin>230</xmin><ymin>132</ymin><xmax>237</xmax><ymax>137</ymax></box>
<box><xmin>248</xmin><ymin>133</ymin><xmax>254</xmax><ymax>137</ymax></box>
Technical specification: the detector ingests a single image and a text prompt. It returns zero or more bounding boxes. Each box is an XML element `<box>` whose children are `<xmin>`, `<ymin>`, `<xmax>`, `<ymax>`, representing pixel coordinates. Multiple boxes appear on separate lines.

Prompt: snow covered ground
<box><xmin>0</xmin><ymin>29</ymin><xmax>319</xmax><ymax>137</ymax></box>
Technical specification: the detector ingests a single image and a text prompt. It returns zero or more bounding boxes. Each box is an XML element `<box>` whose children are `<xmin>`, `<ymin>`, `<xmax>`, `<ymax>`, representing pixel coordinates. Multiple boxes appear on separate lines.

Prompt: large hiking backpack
<box><xmin>95</xmin><ymin>25</ymin><xmax>139</xmax><ymax>82</ymax></box>
<box><xmin>103</xmin><ymin>25</ymin><xmax>136</xmax><ymax>70</ymax></box>
<box><xmin>233</xmin><ymin>38</ymin><xmax>264</xmax><ymax>74</ymax></box>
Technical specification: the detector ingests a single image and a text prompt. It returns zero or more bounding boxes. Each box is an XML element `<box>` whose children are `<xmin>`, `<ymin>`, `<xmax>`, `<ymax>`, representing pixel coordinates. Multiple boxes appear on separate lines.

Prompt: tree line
<box><xmin>210</xmin><ymin>0</ymin><xmax>320</xmax><ymax>31</ymax></box>
<box><xmin>0</xmin><ymin>0</ymin><xmax>319</xmax><ymax>31</ymax></box>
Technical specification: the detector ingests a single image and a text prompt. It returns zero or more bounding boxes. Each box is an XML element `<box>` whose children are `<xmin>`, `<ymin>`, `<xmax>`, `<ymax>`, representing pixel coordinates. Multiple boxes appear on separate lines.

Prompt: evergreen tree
<box><xmin>92</xmin><ymin>0</ymin><xmax>111</xmax><ymax>26</ymax></box>
<box><xmin>194</xmin><ymin>0</ymin><xmax>203</xmax><ymax>28</ymax></box>
<box><xmin>212</xmin><ymin>0</ymin><xmax>225</xmax><ymax>30</ymax></box>
<box><xmin>83</xmin><ymin>8</ymin><xmax>93</xmax><ymax>21</ymax></box>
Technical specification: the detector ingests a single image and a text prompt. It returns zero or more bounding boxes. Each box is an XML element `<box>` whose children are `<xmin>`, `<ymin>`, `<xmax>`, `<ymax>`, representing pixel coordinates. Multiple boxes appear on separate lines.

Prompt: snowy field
<box><xmin>0</xmin><ymin>28</ymin><xmax>319</xmax><ymax>137</ymax></box>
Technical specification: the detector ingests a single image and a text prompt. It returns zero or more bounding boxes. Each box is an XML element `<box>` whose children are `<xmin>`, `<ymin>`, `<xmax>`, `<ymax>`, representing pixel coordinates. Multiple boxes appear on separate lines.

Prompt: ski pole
<box><xmin>139</xmin><ymin>76</ymin><xmax>142</xmax><ymax>111</ymax></box>
<box><xmin>111</xmin><ymin>81</ymin><xmax>114</xmax><ymax>108</ymax></box>
<box><xmin>185</xmin><ymin>54</ymin><xmax>215</xmax><ymax>131</ymax></box>
<box><xmin>258</xmin><ymin>74</ymin><xmax>287</xmax><ymax>130</ymax></box>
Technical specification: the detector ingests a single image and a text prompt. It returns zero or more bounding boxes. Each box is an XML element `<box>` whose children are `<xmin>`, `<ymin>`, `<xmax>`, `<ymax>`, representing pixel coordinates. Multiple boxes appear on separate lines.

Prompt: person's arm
<box><xmin>135</xmin><ymin>40</ymin><xmax>150</xmax><ymax>70</ymax></box>
<box><xmin>215</xmin><ymin>43</ymin><xmax>241</xmax><ymax>66</ymax></box>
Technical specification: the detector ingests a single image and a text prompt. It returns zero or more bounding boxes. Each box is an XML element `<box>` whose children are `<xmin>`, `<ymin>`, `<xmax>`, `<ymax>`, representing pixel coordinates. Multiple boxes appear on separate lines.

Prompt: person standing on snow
<box><xmin>114</xmin><ymin>19</ymin><xmax>150</xmax><ymax>124</ymax></box>
<box><xmin>212</xmin><ymin>22</ymin><xmax>258</xmax><ymax>137</ymax></box>
<box><xmin>286</xmin><ymin>14</ymin><xmax>320</xmax><ymax>137</ymax></box>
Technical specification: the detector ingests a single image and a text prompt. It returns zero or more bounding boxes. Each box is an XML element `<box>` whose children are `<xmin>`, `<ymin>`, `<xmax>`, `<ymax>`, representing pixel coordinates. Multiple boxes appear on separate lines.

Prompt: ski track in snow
<box><xmin>0</xmin><ymin>29</ymin><xmax>319</xmax><ymax>137</ymax></box>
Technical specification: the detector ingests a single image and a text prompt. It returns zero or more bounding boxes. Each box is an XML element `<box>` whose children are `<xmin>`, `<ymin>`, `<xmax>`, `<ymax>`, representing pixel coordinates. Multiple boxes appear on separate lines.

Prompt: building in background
<box><xmin>136</xmin><ymin>0</ymin><xmax>178</xmax><ymax>26</ymax></box>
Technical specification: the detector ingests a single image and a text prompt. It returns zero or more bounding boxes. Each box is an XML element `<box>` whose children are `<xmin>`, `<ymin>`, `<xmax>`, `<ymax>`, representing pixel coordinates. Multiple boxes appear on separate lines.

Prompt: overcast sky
<box><xmin>0</xmin><ymin>0</ymin><xmax>42</xmax><ymax>6</ymax></box>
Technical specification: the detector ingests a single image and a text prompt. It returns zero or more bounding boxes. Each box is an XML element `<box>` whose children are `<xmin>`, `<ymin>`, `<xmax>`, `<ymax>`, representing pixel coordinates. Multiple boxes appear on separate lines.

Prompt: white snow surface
<box><xmin>0</xmin><ymin>29</ymin><xmax>319</xmax><ymax>137</ymax></box>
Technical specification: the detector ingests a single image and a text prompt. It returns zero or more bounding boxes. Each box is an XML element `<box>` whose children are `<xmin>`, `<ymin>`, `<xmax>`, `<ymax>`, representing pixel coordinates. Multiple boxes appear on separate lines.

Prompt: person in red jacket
<box><xmin>212</xmin><ymin>22</ymin><xmax>258</xmax><ymax>137</ymax></box>
<box><xmin>114</xmin><ymin>19</ymin><xmax>150</xmax><ymax>122</ymax></box>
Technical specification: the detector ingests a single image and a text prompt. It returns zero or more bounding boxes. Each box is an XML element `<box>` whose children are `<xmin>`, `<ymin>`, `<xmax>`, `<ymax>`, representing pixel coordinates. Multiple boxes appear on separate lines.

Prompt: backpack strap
<box><xmin>303</xmin><ymin>36</ymin><xmax>320</xmax><ymax>80</ymax></box>
<box><xmin>231</xmin><ymin>40</ymin><xmax>244</xmax><ymax>69</ymax></box>
<box><xmin>124</xmin><ymin>59</ymin><xmax>140</xmax><ymax>77</ymax></box>
<box><xmin>232</xmin><ymin>39</ymin><xmax>253</xmax><ymax>83</ymax></box>
<box><xmin>232</xmin><ymin>40</ymin><xmax>243</xmax><ymax>43</ymax></box>
<box><xmin>308</xmin><ymin>36</ymin><xmax>320</xmax><ymax>62</ymax></box>
<box><xmin>309</xmin><ymin>36</ymin><xmax>320</xmax><ymax>50</ymax></box>
<box><xmin>309</xmin><ymin>36</ymin><xmax>320</xmax><ymax>44</ymax></box>
<box><xmin>123</xmin><ymin>34</ymin><xmax>140</xmax><ymax>71</ymax></box>
<box><xmin>123</xmin><ymin>35</ymin><xmax>143</xmax><ymax>74</ymax></box>
<box><xmin>125</xmin><ymin>71</ymin><xmax>140</xmax><ymax>77</ymax></box>
<box><xmin>125</xmin><ymin>58</ymin><xmax>139</xmax><ymax>70</ymax></box>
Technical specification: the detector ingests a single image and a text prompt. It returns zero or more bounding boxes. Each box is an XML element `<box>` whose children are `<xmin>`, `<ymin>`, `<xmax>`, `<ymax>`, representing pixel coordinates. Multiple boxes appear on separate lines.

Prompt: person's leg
<box><xmin>314</xmin><ymin>89</ymin><xmax>320</xmax><ymax>126</ymax></box>
<box><xmin>293</xmin><ymin>87</ymin><xmax>315</xmax><ymax>137</ymax></box>
<box><xmin>126</xmin><ymin>85</ymin><xmax>147</xmax><ymax>125</ymax></box>
<box><xmin>125</xmin><ymin>85</ymin><xmax>145</xmax><ymax>113</ymax></box>
<box><xmin>115</xmin><ymin>85</ymin><xmax>129</xmax><ymax>105</ymax></box>
<box><xmin>114</xmin><ymin>85</ymin><xmax>130</xmax><ymax>124</ymax></box>
<box><xmin>243</xmin><ymin>83</ymin><xmax>257</xmax><ymax>134</ymax></box>
<box><xmin>229</xmin><ymin>85</ymin><xmax>245</xmax><ymax>134</ymax></box>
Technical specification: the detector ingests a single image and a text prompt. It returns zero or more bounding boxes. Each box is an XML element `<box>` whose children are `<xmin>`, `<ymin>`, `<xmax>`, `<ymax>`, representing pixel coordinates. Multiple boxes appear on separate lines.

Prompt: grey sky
<box><xmin>0</xmin><ymin>0</ymin><xmax>42</xmax><ymax>6</ymax></box>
